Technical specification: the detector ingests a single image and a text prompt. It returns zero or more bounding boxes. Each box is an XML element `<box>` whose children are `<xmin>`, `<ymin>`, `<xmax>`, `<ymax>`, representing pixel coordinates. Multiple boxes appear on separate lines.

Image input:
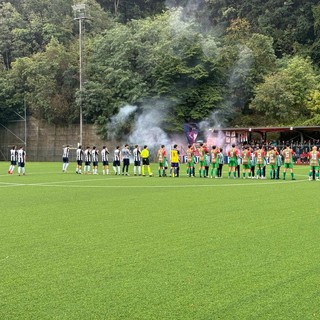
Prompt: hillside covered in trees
<box><xmin>1</xmin><ymin>0</ymin><xmax>320</xmax><ymax>138</ymax></box>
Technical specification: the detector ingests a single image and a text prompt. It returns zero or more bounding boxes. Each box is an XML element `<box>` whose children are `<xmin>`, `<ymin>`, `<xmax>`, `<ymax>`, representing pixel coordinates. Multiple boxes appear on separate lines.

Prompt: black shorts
<box><xmin>18</xmin><ymin>162</ymin><xmax>25</xmax><ymax>167</ymax></box>
<box><xmin>102</xmin><ymin>161</ymin><xmax>109</xmax><ymax>166</ymax></box>
<box><xmin>142</xmin><ymin>158</ymin><xmax>149</xmax><ymax>165</ymax></box>
<box><xmin>134</xmin><ymin>161</ymin><xmax>141</xmax><ymax>166</ymax></box>
<box><xmin>63</xmin><ymin>157</ymin><xmax>69</xmax><ymax>163</ymax></box>
<box><xmin>85</xmin><ymin>161</ymin><xmax>91</xmax><ymax>166</ymax></box>
<box><xmin>113</xmin><ymin>160</ymin><xmax>120</xmax><ymax>166</ymax></box>
<box><xmin>92</xmin><ymin>161</ymin><xmax>98</xmax><ymax>167</ymax></box>
<box><xmin>123</xmin><ymin>159</ymin><xmax>130</xmax><ymax>166</ymax></box>
<box><xmin>11</xmin><ymin>161</ymin><xmax>17</xmax><ymax>165</ymax></box>
<box><xmin>77</xmin><ymin>160</ymin><xmax>83</xmax><ymax>166</ymax></box>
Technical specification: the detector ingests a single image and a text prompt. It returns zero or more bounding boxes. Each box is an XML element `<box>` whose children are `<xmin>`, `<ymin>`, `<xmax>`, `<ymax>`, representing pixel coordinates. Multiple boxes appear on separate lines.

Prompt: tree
<box><xmin>0</xmin><ymin>2</ymin><xmax>23</xmax><ymax>69</ymax></box>
<box><xmin>96</xmin><ymin>0</ymin><xmax>165</xmax><ymax>21</ymax></box>
<box><xmin>84</xmin><ymin>10</ymin><xmax>226</xmax><ymax>136</ymax></box>
<box><xmin>250</xmin><ymin>56</ymin><xmax>317</xmax><ymax>124</ymax></box>
<box><xmin>10</xmin><ymin>38</ymin><xmax>79</xmax><ymax>124</ymax></box>
<box><xmin>219</xmin><ymin>19</ymin><xmax>276</xmax><ymax>121</ymax></box>
<box><xmin>0</xmin><ymin>69</ymin><xmax>24</xmax><ymax>124</ymax></box>
<box><xmin>304</xmin><ymin>89</ymin><xmax>320</xmax><ymax>125</ymax></box>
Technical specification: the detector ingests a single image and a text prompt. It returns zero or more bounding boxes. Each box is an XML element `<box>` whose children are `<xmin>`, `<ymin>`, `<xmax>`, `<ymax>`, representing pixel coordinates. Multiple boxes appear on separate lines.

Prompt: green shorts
<box><xmin>242</xmin><ymin>164</ymin><xmax>251</xmax><ymax>170</ymax></box>
<box><xmin>187</xmin><ymin>161</ymin><xmax>194</xmax><ymax>167</ymax></box>
<box><xmin>284</xmin><ymin>163</ymin><xmax>293</xmax><ymax>169</ymax></box>
<box><xmin>211</xmin><ymin>162</ymin><xmax>218</xmax><ymax>169</ymax></box>
<box><xmin>228</xmin><ymin>159</ymin><xmax>237</xmax><ymax>167</ymax></box>
<box><xmin>310</xmin><ymin>166</ymin><xmax>319</xmax><ymax>171</ymax></box>
<box><xmin>158</xmin><ymin>161</ymin><xmax>165</xmax><ymax>167</ymax></box>
<box><xmin>199</xmin><ymin>160</ymin><xmax>206</xmax><ymax>167</ymax></box>
<box><xmin>269</xmin><ymin>164</ymin><xmax>277</xmax><ymax>170</ymax></box>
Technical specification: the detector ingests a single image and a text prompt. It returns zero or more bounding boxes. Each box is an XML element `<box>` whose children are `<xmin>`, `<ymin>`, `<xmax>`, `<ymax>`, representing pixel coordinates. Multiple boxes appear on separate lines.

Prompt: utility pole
<box><xmin>72</xmin><ymin>3</ymin><xmax>87</xmax><ymax>146</ymax></box>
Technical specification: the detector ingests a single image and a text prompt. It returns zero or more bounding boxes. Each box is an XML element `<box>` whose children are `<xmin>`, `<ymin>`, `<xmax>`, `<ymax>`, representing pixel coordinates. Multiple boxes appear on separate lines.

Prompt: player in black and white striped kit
<box><xmin>76</xmin><ymin>145</ymin><xmax>84</xmax><ymax>174</ymax></box>
<box><xmin>17</xmin><ymin>146</ymin><xmax>26</xmax><ymax>176</ymax></box>
<box><xmin>133</xmin><ymin>145</ymin><xmax>141</xmax><ymax>176</ymax></box>
<box><xmin>91</xmin><ymin>146</ymin><xmax>99</xmax><ymax>175</ymax></box>
<box><xmin>113</xmin><ymin>146</ymin><xmax>121</xmax><ymax>175</ymax></box>
<box><xmin>121</xmin><ymin>144</ymin><xmax>131</xmax><ymax>176</ymax></box>
<box><xmin>62</xmin><ymin>145</ymin><xmax>70</xmax><ymax>173</ymax></box>
<box><xmin>8</xmin><ymin>145</ymin><xmax>17</xmax><ymax>174</ymax></box>
<box><xmin>84</xmin><ymin>146</ymin><xmax>92</xmax><ymax>174</ymax></box>
<box><xmin>101</xmin><ymin>146</ymin><xmax>110</xmax><ymax>175</ymax></box>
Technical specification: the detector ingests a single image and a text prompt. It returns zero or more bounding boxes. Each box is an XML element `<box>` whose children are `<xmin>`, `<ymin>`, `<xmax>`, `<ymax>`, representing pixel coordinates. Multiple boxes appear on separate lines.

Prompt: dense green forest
<box><xmin>1</xmin><ymin>0</ymin><xmax>320</xmax><ymax>137</ymax></box>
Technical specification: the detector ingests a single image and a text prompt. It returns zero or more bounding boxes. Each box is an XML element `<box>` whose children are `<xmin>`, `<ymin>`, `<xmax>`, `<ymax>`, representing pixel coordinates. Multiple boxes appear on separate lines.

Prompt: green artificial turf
<box><xmin>0</xmin><ymin>162</ymin><xmax>319</xmax><ymax>319</ymax></box>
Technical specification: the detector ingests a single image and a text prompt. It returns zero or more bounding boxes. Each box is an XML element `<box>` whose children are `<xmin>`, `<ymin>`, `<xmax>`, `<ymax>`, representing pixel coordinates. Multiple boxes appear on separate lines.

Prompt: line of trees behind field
<box><xmin>1</xmin><ymin>0</ymin><xmax>320</xmax><ymax>140</ymax></box>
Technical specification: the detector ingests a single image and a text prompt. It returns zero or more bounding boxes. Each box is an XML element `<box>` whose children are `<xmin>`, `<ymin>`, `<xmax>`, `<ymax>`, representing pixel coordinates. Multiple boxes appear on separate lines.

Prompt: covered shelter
<box><xmin>207</xmin><ymin>126</ymin><xmax>320</xmax><ymax>146</ymax></box>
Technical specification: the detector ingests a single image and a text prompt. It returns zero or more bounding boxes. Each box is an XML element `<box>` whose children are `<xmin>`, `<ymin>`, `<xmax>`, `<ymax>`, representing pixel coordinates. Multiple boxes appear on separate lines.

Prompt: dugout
<box><xmin>206</xmin><ymin>126</ymin><xmax>320</xmax><ymax>147</ymax></box>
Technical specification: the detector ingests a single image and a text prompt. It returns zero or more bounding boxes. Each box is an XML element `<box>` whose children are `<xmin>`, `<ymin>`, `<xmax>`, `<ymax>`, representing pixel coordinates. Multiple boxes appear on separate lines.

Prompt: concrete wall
<box><xmin>0</xmin><ymin>117</ymin><xmax>108</xmax><ymax>161</ymax></box>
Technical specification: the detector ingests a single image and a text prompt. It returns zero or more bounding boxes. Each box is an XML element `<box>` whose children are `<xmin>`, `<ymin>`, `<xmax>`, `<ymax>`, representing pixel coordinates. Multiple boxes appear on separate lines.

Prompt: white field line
<box><xmin>0</xmin><ymin>179</ymin><xmax>308</xmax><ymax>189</ymax></box>
<box><xmin>0</xmin><ymin>171</ymin><xmax>60</xmax><ymax>177</ymax></box>
<box><xmin>0</xmin><ymin>176</ymin><xmax>138</xmax><ymax>187</ymax></box>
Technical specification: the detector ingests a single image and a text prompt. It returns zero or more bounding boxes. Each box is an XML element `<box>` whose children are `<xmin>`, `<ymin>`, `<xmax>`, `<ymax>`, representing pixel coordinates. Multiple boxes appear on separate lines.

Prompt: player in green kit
<box><xmin>186</xmin><ymin>144</ymin><xmax>195</xmax><ymax>177</ymax></box>
<box><xmin>268</xmin><ymin>146</ymin><xmax>279</xmax><ymax>179</ymax></box>
<box><xmin>210</xmin><ymin>146</ymin><xmax>219</xmax><ymax>178</ymax></box>
<box><xmin>241</xmin><ymin>145</ymin><xmax>251</xmax><ymax>178</ymax></box>
<box><xmin>307</xmin><ymin>146</ymin><xmax>320</xmax><ymax>181</ymax></box>
<box><xmin>228</xmin><ymin>144</ymin><xmax>238</xmax><ymax>179</ymax></box>
<box><xmin>197</xmin><ymin>143</ymin><xmax>206</xmax><ymax>178</ymax></box>
<box><xmin>157</xmin><ymin>145</ymin><xmax>167</xmax><ymax>177</ymax></box>
<box><xmin>254</xmin><ymin>145</ymin><xmax>265</xmax><ymax>179</ymax></box>
<box><xmin>282</xmin><ymin>144</ymin><xmax>296</xmax><ymax>180</ymax></box>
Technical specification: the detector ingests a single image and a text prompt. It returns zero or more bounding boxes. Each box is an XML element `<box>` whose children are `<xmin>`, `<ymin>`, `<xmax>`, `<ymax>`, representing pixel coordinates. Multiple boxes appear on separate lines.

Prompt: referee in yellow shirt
<box><xmin>140</xmin><ymin>145</ymin><xmax>153</xmax><ymax>177</ymax></box>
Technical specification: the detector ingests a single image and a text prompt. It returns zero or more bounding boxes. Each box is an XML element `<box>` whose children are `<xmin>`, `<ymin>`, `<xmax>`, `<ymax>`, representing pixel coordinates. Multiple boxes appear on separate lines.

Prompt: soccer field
<box><xmin>0</xmin><ymin>162</ymin><xmax>319</xmax><ymax>319</ymax></box>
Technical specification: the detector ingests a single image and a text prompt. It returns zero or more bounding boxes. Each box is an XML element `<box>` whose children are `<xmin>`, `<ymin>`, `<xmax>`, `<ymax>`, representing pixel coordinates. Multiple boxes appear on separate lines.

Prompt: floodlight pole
<box><xmin>72</xmin><ymin>4</ymin><xmax>86</xmax><ymax>146</ymax></box>
<box><xmin>24</xmin><ymin>97</ymin><xmax>27</xmax><ymax>148</ymax></box>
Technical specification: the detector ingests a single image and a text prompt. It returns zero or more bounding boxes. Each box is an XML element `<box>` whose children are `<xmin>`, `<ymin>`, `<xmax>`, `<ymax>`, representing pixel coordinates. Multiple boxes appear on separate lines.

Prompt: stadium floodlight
<box><xmin>72</xmin><ymin>3</ymin><xmax>87</xmax><ymax>146</ymax></box>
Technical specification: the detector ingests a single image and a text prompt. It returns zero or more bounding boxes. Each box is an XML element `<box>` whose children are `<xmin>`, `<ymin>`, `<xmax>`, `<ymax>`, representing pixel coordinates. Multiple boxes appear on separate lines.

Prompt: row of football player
<box><xmin>60</xmin><ymin>143</ymin><xmax>309</xmax><ymax>180</ymax></box>
<box><xmin>63</xmin><ymin>144</ymin><xmax>154</xmax><ymax>176</ymax></box>
<box><xmin>180</xmin><ymin>143</ymin><xmax>318</xmax><ymax>180</ymax></box>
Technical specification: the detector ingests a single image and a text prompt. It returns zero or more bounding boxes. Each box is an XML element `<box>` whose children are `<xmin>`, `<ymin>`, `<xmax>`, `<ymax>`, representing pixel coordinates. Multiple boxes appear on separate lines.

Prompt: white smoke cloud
<box><xmin>128</xmin><ymin>109</ymin><xmax>171</xmax><ymax>148</ymax></box>
<box><xmin>199</xmin><ymin>111</ymin><xmax>226</xmax><ymax>147</ymax></box>
<box><xmin>108</xmin><ymin>105</ymin><xmax>137</xmax><ymax>140</ymax></box>
<box><xmin>111</xmin><ymin>105</ymin><xmax>137</xmax><ymax>123</ymax></box>
<box><xmin>229</xmin><ymin>44</ymin><xmax>253</xmax><ymax>89</ymax></box>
